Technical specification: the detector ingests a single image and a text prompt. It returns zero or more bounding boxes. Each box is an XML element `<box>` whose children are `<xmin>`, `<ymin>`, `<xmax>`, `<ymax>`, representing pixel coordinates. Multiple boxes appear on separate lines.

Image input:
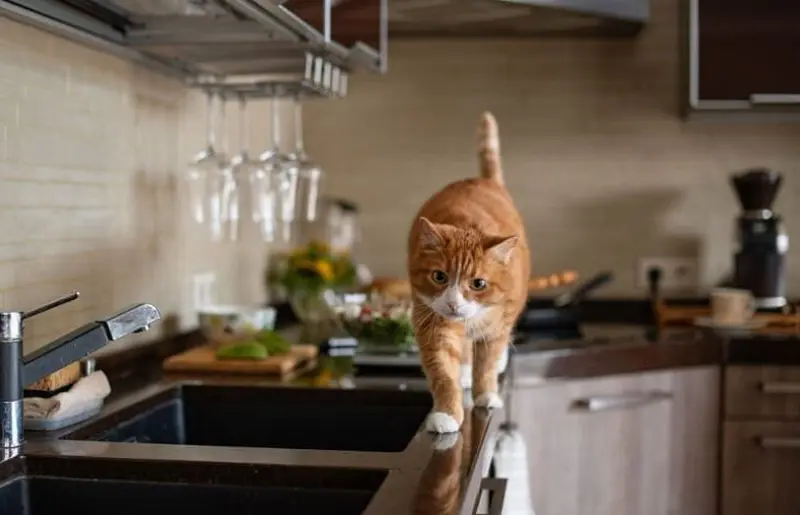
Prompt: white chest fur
<box><xmin>464</xmin><ymin>311</ymin><xmax>502</xmax><ymax>342</ymax></box>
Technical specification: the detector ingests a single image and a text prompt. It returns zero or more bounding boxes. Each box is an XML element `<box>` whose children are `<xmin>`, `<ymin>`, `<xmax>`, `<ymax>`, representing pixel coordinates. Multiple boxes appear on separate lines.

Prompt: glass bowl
<box><xmin>325</xmin><ymin>292</ymin><xmax>418</xmax><ymax>352</ymax></box>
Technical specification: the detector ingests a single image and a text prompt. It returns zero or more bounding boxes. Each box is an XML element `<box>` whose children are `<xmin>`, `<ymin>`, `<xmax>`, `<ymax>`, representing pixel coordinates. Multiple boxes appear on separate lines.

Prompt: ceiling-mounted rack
<box><xmin>0</xmin><ymin>0</ymin><xmax>386</xmax><ymax>97</ymax></box>
<box><xmin>191</xmin><ymin>51</ymin><xmax>348</xmax><ymax>98</ymax></box>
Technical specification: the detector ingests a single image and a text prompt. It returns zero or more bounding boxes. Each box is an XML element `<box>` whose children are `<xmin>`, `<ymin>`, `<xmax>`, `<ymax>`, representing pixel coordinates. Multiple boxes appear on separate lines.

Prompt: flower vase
<box><xmin>288</xmin><ymin>288</ymin><xmax>337</xmax><ymax>343</ymax></box>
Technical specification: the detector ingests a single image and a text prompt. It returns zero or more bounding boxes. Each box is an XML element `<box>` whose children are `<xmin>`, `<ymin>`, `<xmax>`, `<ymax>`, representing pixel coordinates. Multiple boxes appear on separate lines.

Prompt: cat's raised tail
<box><xmin>477</xmin><ymin>111</ymin><xmax>503</xmax><ymax>185</ymax></box>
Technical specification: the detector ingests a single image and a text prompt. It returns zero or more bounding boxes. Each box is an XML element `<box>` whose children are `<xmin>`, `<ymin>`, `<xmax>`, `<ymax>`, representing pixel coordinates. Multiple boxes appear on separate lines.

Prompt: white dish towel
<box><xmin>24</xmin><ymin>370</ymin><xmax>111</xmax><ymax>421</ymax></box>
<box><xmin>493</xmin><ymin>426</ymin><xmax>537</xmax><ymax>515</ymax></box>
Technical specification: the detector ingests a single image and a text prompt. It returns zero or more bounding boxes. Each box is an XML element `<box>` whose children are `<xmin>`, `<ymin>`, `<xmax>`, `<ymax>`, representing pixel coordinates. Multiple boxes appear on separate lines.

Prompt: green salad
<box><xmin>337</xmin><ymin>304</ymin><xmax>416</xmax><ymax>349</ymax></box>
<box><xmin>215</xmin><ymin>329</ymin><xmax>291</xmax><ymax>361</ymax></box>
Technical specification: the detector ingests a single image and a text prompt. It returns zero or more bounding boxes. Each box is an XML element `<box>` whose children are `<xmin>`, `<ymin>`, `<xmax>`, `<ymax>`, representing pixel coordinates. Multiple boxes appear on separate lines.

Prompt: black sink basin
<box><xmin>65</xmin><ymin>384</ymin><xmax>432</xmax><ymax>452</ymax></box>
<box><xmin>0</xmin><ymin>457</ymin><xmax>386</xmax><ymax>515</ymax></box>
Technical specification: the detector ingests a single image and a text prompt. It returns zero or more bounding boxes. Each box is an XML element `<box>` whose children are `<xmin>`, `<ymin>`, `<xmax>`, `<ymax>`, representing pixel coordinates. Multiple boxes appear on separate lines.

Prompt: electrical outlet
<box><xmin>636</xmin><ymin>257</ymin><xmax>698</xmax><ymax>291</ymax></box>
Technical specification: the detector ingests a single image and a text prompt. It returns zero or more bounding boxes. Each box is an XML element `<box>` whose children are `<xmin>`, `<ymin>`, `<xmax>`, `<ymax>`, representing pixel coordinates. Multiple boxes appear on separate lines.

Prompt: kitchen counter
<box><xmin>511</xmin><ymin>324</ymin><xmax>721</xmax><ymax>384</ymax></box>
<box><xmin>4</xmin><ymin>315</ymin><xmax>800</xmax><ymax>514</ymax></box>
<box><xmin>511</xmin><ymin>322</ymin><xmax>800</xmax><ymax>385</ymax></box>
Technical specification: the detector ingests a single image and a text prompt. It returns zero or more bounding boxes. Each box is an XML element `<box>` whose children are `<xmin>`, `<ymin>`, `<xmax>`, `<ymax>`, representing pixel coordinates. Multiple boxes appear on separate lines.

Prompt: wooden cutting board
<box><xmin>162</xmin><ymin>344</ymin><xmax>319</xmax><ymax>377</ymax></box>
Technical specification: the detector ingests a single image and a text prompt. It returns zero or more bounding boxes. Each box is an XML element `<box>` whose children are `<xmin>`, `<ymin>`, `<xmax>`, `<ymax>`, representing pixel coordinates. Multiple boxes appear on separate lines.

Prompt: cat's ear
<box><xmin>485</xmin><ymin>235</ymin><xmax>518</xmax><ymax>264</ymax></box>
<box><xmin>417</xmin><ymin>217</ymin><xmax>444</xmax><ymax>251</ymax></box>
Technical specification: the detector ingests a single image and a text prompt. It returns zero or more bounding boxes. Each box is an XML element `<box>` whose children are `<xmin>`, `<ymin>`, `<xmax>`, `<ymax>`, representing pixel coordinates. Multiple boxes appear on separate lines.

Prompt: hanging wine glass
<box><xmin>291</xmin><ymin>95</ymin><xmax>323</xmax><ymax>223</ymax></box>
<box><xmin>248</xmin><ymin>163</ymin><xmax>278</xmax><ymax>244</ymax></box>
<box><xmin>258</xmin><ymin>92</ymin><xmax>299</xmax><ymax>246</ymax></box>
<box><xmin>220</xmin><ymin>94</ymin><xmax>262</xmax><ymax>242</ymax></box>
<box><xmin>187</xmin><ymin>89</ymin><xmax>229</xmax><ymax>241</ymax></box>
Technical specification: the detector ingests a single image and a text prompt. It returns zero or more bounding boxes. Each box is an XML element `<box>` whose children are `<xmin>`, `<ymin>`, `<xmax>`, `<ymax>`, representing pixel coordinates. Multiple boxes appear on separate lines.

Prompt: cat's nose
<box><xmin>446</xmin><ymin>302</ymin><xmax>459</xmax><ymax>312</ymax></box>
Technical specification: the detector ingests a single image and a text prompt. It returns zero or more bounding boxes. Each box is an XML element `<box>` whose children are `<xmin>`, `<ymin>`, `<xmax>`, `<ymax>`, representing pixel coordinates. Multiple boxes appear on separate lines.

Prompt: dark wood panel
<box><xmin>283</xmin><ymin>0</ymin><xmax>382</xmax><ymax>51</ymax></box>
<box><xmin>722</xmin><ymin>421</ymin><xmax>800</xmax><ymax>515</ymax></box>
<box><xmin>725</xmin><ymin>366</ymin><xmax>800</xmax><ymax>419</ymax></box>
<box><xmin>698</xmin><ymin>0</ymin><xmax>800</xmax><ymax>100</ymax></box>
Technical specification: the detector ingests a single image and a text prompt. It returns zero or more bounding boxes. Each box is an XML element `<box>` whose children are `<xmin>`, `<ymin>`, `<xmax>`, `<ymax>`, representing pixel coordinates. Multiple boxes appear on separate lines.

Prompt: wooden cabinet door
<box><xmin>722</xmin><ymin>420</ymin><xmax>800</xmax><ymax>515</ymax></box>
<box><xmin>514</xmin><ymin>367</ymin><xmax>719</xmax><ymax>515</ymax></box>
<box><xmin>666</xmin><ymin>366</ymin><xmax>720</xmax><ymax>515</ymax></box>
<box><xmin>693</xmin><ymin>0</ymin><xmax>800</xmax><ymax>103</ymax></box>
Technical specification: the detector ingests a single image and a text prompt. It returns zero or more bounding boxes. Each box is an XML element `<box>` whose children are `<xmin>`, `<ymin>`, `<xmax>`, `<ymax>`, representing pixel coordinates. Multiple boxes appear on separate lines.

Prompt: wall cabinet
<box><xmin>688</xmin><ymin>0</ymin><xmax>800</xmax><ymax>113</ymax></box>
<box><xmin>514</xmin><ymin>367</ymin><xmax>719</xmax><ymax>515</ymax></box>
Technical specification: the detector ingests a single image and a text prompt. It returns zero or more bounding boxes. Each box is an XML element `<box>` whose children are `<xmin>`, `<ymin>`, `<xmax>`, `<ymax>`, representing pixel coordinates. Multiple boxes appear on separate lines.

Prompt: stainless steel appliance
<box><xmin>731</xmin><ymin>168</ymin><xmax>789</xmax><ymax>309</ymax></box>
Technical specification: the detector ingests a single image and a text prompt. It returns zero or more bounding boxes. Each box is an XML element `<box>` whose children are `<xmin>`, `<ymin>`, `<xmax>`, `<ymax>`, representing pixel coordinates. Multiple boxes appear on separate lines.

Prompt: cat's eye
<box><xmin>431</xmin><ymin>270</ymin><xmax>448</xmax><ymax>284</ymax></box>
<box><xmin>470</xmin><ymin>278</ymin><xmax>488</xmax><ymax>291</ymax></box>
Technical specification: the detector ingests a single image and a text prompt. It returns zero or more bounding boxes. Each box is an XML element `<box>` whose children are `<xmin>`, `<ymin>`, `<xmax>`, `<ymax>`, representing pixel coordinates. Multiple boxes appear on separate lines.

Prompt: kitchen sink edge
<box><xmin>1</xmin><ymin>455</ymin><xmax>388</xmax><ymax>515</ymax></box>
<box><xmin>13</xmin><ymin>377</ymin><xmax>503</xmax><ymax>515</ymax></box>
<box><xmin>61</xmin><ymin>382</ymin><xmax>435</xmax><ymax>453</ymax></box>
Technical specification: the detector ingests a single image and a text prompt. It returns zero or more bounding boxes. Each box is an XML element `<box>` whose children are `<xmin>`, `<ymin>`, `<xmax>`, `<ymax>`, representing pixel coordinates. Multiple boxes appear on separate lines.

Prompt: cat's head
<box><xmin>409</xmin><ymin>217</ymin><xmax>518</xmax><ymax>321</ymax></box>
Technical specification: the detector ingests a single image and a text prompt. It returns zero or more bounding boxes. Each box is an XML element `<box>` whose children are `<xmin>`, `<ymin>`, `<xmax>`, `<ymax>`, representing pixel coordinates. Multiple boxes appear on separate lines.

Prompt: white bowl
<box><xmin>197</xmin><ymin>305</ymin><xmax>277</xmax><ymax>338</ymax></box>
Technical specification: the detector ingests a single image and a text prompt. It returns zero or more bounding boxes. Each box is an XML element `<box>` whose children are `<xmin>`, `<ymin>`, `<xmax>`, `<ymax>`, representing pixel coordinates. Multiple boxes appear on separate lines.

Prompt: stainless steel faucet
<box><xmin>0</xmin><ymin>291</ymin><xmax>161</xmax><ymax>448</ymax></box>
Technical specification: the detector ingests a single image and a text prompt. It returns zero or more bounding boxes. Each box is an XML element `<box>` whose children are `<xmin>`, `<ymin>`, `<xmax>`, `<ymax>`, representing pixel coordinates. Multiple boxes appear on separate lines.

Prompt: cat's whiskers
<box><xmin>413</xmin><ymin>304</ymin><xmax>439</xmax><ymax>333</ymax></box>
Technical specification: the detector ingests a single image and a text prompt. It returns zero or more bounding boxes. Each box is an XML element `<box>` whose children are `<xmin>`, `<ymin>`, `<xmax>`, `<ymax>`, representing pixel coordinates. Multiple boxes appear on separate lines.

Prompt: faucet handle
<box><xmin>23</xmin><ymin>291</ymin><xmax>80</xmax><ymax>320</ymax></box>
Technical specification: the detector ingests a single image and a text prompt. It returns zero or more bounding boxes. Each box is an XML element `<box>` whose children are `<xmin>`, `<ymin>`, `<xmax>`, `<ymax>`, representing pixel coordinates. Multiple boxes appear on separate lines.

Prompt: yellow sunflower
<box><xmin>314</xmin><ymin>260</ymin><xmax>335</xmax><ymax>282</ymax></box>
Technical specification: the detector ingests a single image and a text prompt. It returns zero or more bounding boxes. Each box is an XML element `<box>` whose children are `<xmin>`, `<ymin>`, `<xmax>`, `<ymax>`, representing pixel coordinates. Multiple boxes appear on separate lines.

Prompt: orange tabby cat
<box><xmin>407</xmin><ymin>112</ymin><xmax>529</xmax><ymax>433</ymax></box>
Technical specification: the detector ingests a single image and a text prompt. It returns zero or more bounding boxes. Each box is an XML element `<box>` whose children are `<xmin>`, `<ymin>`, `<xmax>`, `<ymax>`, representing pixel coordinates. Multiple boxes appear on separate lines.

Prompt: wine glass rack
<box><xmin>0</xmin><ymin>0</ymin><xmax>386</xmax><ymax>99</ymax></box>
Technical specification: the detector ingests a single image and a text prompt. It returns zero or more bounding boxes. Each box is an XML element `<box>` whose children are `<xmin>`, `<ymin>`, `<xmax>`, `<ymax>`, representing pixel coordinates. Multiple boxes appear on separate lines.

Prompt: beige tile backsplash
<box><xmin>0</xmin><ymin>18</ymin><xmax>293</xmax><ymax>355</ymax></box>
<box><xmin>1</xmin><ymin>0</ymin><xmax>800</xmax><ymax>362</ymax></box>
<box><xmin>305</xmin><ymin>0</ymin><xmax>800</xmax><ymax>297</ymax></box>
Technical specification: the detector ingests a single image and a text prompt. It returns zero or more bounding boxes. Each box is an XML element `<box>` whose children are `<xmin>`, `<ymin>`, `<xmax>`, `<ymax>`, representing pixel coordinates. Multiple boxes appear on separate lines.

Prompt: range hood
<box><xmin>0</xmin><ymin>0</ymin><xmax>387</xmax><ymax>97</ymax></box>
<box><xmin>388</xmin><ymin>0</ymin><xmax>650</xmax><ymax>38</ymax></box>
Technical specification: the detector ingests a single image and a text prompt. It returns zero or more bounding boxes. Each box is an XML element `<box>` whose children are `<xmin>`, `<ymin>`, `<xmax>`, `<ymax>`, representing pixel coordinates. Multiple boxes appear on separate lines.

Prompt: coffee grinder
<box><xmin>730</xmin><ymin>168</ymin><xmax>789</xmax><ymax>310</ymax></box>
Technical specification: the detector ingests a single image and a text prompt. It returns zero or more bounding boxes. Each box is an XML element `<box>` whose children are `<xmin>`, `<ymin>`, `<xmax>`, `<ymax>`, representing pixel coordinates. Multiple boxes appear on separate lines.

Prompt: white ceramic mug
<box><xmin>710</xmin><ymin>288</ymin><xmax>755</xmax><ymax>325</ymax></box>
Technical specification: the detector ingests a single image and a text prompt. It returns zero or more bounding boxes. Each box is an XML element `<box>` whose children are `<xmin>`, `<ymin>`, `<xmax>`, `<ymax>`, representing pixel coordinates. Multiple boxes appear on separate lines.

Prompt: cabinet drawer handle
<box><xmin>759</xmin><ymin>382</ymin><xmax>800</xmax><ymax>395</ymax></box>
<box><xmin>474</xmin><ymin>478</ymin><xmax>507</xmax><ymax>515</ymax></box>
<box><xmin>758</xmin><ymin>437</ymin><xmax>800</xmax><ymax>449</ymax></box>
<box><xmin>570</xmin><ymin>390</ymin><xmax>672</xmax><ymax>412</ymax></box>
<box><xmin>750</xmin><ymin>94</ymin><xmax>800</xmax><ymax>105</ymax></box>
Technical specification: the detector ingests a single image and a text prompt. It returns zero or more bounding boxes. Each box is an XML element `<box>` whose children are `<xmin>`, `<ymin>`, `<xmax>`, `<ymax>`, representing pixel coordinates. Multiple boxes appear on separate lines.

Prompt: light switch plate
<box><xmin>192</xmin><ymin>272</ymin><xmax>216</xmax><ymax>308</ymax></box>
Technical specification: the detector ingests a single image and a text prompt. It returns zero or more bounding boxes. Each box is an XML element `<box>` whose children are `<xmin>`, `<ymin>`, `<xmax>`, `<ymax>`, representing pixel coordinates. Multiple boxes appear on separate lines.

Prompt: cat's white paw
<box><xmin>431</xmin><ymin>433</ymin><xmax>459</xmax><ymax>451</ymax></box>
<box><xmin>474</xmin><ymin>392</ymin><xmax>504</xmax><ymax>409</ymax></box>
<box><xmin>425</xmin><ymin>412</ymin><xmax>460</xmax><ymax>433</ymax></box>
<box><xmin>463</xmin><ymin>394</ymin><xmax>474</xmax><ymax>409</ymax></box>
<box><xmin>460</xmin><ymin>364</ymin><xmax>473</xmax><ymax>389</ymax></box>
<box><xmin>495</xmin><ymin>346</ymin><xmax>509</xmax><ymax>374</ymax></box>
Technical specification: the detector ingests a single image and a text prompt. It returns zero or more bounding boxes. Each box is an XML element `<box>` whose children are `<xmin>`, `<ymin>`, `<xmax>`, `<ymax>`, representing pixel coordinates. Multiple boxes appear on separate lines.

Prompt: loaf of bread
<box><xmin>365</xmin><ymin>277</ymin><xmax>412</xmax><ymax>301</ymax></box>
<box><xmin>26</xmin><ymin>362</ymin><xmax>81</xmax><ymax>392</ymax></box>
<box><xmin>527</xmin><ymin>270</ymin><xmax>579</xmax><ymax>292</ymax></box>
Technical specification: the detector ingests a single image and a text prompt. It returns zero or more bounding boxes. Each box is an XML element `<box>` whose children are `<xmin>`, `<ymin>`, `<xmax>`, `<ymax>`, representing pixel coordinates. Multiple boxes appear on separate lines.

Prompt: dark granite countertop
<box><xmin>4</xmin><ymin>312</ymin><xmax>800</xmax><ymax>514</ymax></box>
<box><xmin>510</xmin><ymin>323</ymin><xmax>800</xmax><ymax>385</ymax></box>
<box><xmin>511</xmin><ymin>324</ymin><xmax>721</xmax><ymax>384</ymax></box>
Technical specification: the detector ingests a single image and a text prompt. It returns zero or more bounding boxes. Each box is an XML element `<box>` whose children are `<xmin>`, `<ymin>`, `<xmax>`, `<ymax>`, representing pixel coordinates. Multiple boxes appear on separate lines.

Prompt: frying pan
<box><xmin>516</xmin><ymin>271</ymin><xmax>614</xmax><ymax>331</ymax></box>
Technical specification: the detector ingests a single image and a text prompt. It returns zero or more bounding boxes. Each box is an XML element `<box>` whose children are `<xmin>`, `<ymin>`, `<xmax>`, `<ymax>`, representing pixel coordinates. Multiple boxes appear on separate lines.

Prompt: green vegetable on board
<box><xmin>215</xmin><ymin>341</ymin><xmax>268</xmax><ymax>360</ymax></box>
<box><xmin>253</xmin><ymin>330</ymin><xmax>291</xmax><ymax>355</ymax></box>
